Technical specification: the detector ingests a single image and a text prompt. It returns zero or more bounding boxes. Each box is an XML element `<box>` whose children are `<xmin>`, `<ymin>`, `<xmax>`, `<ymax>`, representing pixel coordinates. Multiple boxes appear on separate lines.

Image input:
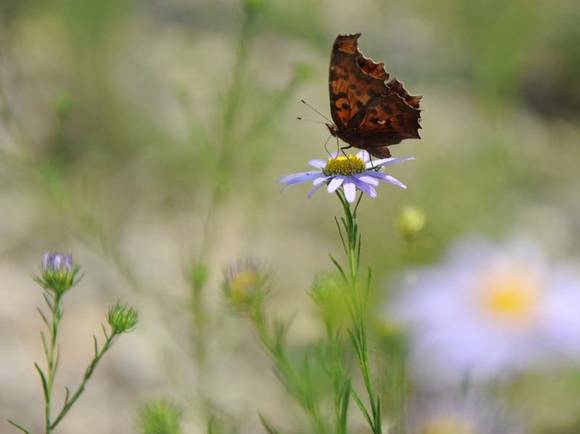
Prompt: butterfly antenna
<box><xmin>300</xmin><ymin>99</ymin><xmax>332</xmax><ymax>123</ymax></box>
<box><xmin>297</xmin><ymin>117</ymin><xmax>327</xmax><ymax>125</ymax></box>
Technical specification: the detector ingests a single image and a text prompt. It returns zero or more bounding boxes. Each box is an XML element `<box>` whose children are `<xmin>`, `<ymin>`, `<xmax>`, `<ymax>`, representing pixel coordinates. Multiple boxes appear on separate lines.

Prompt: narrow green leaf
<box><xmin>33</xmin><ymin>362</ymin><xmax>48</xmax><ymax>400</ymax></box>
<box><xmin>37</xmin><ymin>307</ymin><xmax>49</xmax><ymax>328</ymax></box>
<box><xmin>334</xmin><ymin>216</ymin><xmax>347</xmax><ymax>252</ymax></box>
<box><xmin>64</xmin><ymin>386</ymin><xmax>71</xmax><ymax>404</ymax></box>
<box><xmin>351</xmin><ymin>389</ymin><xmax>373</xmax><ymax>429</ymax></box>
<box><xmin>40</xmin><ymin>332</ymin><xmax>49</xmax><ymax>358</ymax></box>
<box><xmin>42</xmin><ymin>293</ymin><xmax>54</xmax><ymax>311</ymax></box>
<box><xmin>329</xmin><ymin>254</ymin><xmax>347</xmax><ymax>281</ymax></box>
<box><xmin>93</xmin><ymin>335</ymin><xmax>99</xmax><ymax>357</ymax></box>
<box><xmin>356</xmin><ymin>233</ymin><xmax>362</xmax><ymax>270</ymax></box>
<box><xmin>338</xmin><ymin>380</ymin><xmax>351</xmax><ymax>434</ymax></box>
<box><xmin>7</xmin><ymin>419</ymin><xmax>30</xmax><ymax>434</ymax></box>
<box><xmin>101</xmin><ymin>324</ymin><xmax>110</xmax><ymax>340</ymax></box>
<box><xmin>259</xmin><ymin>413</ymin><xmax>281</xmax><ymax>434</ymax></box>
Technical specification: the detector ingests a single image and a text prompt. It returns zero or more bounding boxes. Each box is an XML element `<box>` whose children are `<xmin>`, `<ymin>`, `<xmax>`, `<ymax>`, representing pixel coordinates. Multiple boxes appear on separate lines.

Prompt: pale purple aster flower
<box><xmin>36</xmin><ymin>252</ymin><xmax>81</xmax><ymax>295</ymax></box>
<box><xmin>389</xmin><ymin>238</ymin><xmax>580</xmax><ymax>384</ymax></box>
<box><xmin>279</xmin><ymin>150</ymin><xmax>414</xmax><ymax>202</ymax></box>
<box><xmin>42</xmin><ymin>252</ymin><xmax>73</xmax><ymax>274</ymax></box>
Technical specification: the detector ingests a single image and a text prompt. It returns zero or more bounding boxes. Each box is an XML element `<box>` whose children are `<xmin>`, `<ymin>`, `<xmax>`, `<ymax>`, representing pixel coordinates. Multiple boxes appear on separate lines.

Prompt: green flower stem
<box><xmin>41</xmin><ymin>292</ymin><xmax>63</xmax><ymax>434</ymax></box>
<box><xmin>249</xmin><ymin>303</ymin><xmax>328</xmax><ymax>434</ymax></box>
<box><xmin>32</xmin><ymin>289</ymin><xmax>122</xmax><ymax>433</ymax></box>
<box><xmin>50</xmin><ymin>330</ymin><xmax>117</xmax><ymax>430</ymax></box>
<box><xmin>334</xmin><ymin>191</ymin><xmax>382</xmax><ymax>434</ymax></box>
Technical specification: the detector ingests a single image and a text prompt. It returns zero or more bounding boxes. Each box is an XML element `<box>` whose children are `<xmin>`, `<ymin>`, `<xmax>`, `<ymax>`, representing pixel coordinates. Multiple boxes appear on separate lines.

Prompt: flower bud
<box><xmin>398</xmin><ymin>206</ymin><xmax>426</xmax><ymax>241</ymax></box>
<box><xmin>310</xmin><ymin>274</ymin><xmax>349</xmax><ymax>327</ymax></box>
<box><xmin>35</xmin><ymin>252</ymin><xmax>82</xmax><ymax>296</ymax></box>
<box><xmin>138</xmin><ymin>400</ymin><xmax>182</xmax><ymax>434</ymax></box>
<box><xmin>107</xmin><ymin>303</ymin><xmax>139</xmax><ymax>334</ymax></box>
<box><xmin>223</xmin><ymin>260</ymin><xmax>268</xmax><ymax>307</ymax></box>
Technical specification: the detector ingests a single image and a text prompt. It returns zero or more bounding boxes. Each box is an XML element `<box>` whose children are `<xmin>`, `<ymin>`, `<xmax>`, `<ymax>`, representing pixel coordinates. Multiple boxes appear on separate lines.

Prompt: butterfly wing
<box><xmin>328</xmin><ymin>33</ymin><xmax>421</xmax><ymax>157</ymax></box>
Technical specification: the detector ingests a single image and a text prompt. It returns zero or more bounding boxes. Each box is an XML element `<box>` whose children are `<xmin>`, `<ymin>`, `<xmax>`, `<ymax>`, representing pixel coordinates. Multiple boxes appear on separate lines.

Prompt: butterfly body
<box><xmin>327</xmin><ymin>33</ymin><xmax>421</xmax><ymax>158</ymax></box>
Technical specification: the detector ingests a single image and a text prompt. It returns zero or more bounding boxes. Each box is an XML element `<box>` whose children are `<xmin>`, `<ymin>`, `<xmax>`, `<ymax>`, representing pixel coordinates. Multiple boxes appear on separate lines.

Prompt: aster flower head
<box><xmin>223</xmin><ymin>259</ymin><xmax>269</xmax><ymax>307</ymax></box>
<box><xmin>390</xmin><ymin>237</ymin><xmax>580</xmax><ymax>384</ymax></box>
<box><xmin>279</xmin><ymin>150</ymin><xmax>414</xmax><ymax>203</ymax></box>
<box><xmin>35</xmin><ymin>252</ymin><xmax>82</xmax><ymax>296</ymax></box>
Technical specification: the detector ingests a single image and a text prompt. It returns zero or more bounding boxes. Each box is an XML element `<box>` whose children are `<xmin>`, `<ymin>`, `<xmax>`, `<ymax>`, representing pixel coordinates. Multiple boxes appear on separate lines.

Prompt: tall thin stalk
<box><xmin>332</xmin><ymin>191</ymin><xmax>383</xmax><ymax>434</ymax></box>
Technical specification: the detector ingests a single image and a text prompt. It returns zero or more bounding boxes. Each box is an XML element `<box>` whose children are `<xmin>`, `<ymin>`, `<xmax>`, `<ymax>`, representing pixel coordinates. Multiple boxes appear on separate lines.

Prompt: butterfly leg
<box><xmin>339</xmin><ymin>144</ymin><xmax>352</xmax><ymax>157</ymax></box>
<box><xmin>322</xmin><ymin>134</ymin><xmax>333</xmax><ymax>157</ymax></box>
<box><xmin>334</xmin><ymin>137</ymin><xmax>340</xmax><ymax>156</ymax></box>
<box><xmin>368</xmin><ymin>153</ymin><xmax>376</xmax><ymax>169</ymax></box>
<box><xmin>339</xmin><ymin>144</ymin><xmax>358</xmax><ymax>172</ymax></box>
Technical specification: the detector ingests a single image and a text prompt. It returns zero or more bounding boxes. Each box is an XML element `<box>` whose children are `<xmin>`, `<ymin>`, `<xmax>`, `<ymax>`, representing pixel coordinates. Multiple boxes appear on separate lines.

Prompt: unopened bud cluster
<box><xmin>107</xmin><ymin>303</ymin><xmax>139</xmax><ymax>334</ymax></box>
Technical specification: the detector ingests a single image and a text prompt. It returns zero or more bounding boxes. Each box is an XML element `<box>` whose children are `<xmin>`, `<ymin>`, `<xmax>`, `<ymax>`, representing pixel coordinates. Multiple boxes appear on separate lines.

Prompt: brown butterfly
<box><xmin>326</xmin><ymin>33</ymin><xmax>421</xmax><ymax>158</ymax></box>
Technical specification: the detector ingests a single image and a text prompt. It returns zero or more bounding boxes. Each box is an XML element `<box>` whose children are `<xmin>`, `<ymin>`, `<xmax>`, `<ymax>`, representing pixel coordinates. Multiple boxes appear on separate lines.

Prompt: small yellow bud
<box><xmin>398</xmin><ymin>206</ymin><xmax>426</xmax><ymax>241</ymax></box>
<box><xmin>223</xmin><ymin>260</ymin><xmax>268</xmax><ymax>307</ymax></box>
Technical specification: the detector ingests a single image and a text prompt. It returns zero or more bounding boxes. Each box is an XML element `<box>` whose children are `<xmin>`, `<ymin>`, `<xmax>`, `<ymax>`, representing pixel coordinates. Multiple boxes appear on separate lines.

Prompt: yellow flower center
<box><xmin>323</xmin><ymin>155</ymin><xmax>366</xmax><ymax>176</ymax></box>
<box><xmin>229</xmin><ymin>271</ymin><xmax>259</xmax><ymax>302</ymax></box>
<box><xmin>480</xmin><ymin>268</ymin><xmax>540</xmax><ymax>324</ymax></box>
<box><xmin>423</xmin><ymin>417</ymin><xmax>476</xmax><ymax>434</ymax></box>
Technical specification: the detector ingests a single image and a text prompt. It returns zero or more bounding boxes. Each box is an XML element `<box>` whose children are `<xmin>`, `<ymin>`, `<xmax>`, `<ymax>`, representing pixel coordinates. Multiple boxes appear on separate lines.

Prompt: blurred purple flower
<box><xmin>36</xmin><ymin>252</ymin><xmax>81</xmax><ymax>295</ymax></box>
<box><xmin>389</xmin><ymin>238</ymin><xmax>580</xmax><ymax>384</ymax></box>
<box><xmin>279</xmin><ymin>150</ymin><xmax>414</xmax><ymax>203</ymax></box>
<box><xmin>42</xmin><ymin>252</ymin><xmax>73</xmax><ymax>274</ymax></box>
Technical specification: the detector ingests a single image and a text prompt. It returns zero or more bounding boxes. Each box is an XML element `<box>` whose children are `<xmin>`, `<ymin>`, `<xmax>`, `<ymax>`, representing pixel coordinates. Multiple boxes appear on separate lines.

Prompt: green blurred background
<box><xmin>1</xmin><ymin>0</ymin><xmax>579</xmax><ymax>433</ymax></box>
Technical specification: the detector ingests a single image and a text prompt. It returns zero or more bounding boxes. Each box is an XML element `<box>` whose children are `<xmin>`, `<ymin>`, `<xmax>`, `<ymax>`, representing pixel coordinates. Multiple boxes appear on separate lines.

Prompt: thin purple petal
<box><xmin>279</xmin><ymin>171</ymin><xmax>323</xmax><ymax>186</ymax></box>
<box><xmin>365</xmin><ymin>156</ymin><xmax>415</xmax><ymax>169</ymax></box>
<box><xmin>351</xmin><ymin>177</ymin><xmax>377</xmax><ymax>198</ymax></box>
<box><xmin>42</xmin><ymin>252</ymin><xmax>51</xmax><ymax>270</ymax></box>
<box><xmin>327</xmin><ymin>176</ymin><xmax>344</xmax><ymax>193</ymax></box>
<box><xmin>363</xmin><ymin>171</ymin><xmax>407</xmax><ymax>189</ymax></box>
<box><xmin>313</xmin><ymin>175</ymin><xmax>331</xmax><ymax>186</ymax></box>
<box><xmin>308</xmin><ymin>159</ymin><xmax>326</xmax><ymax>169</ymax></box>
<box><xmin>355</xmin><ymin>174</ymin><xmax>379</xmax><ymax>186</ymax></box>
<box><xmin>343</xmin><ymin>182</ymin><xmax>357</xmax><ymax>202</ymax></box>
<box><xmin>307</xmin><ymin>183</ymin><xmax>324</xmax><ymax>199</ymax></box>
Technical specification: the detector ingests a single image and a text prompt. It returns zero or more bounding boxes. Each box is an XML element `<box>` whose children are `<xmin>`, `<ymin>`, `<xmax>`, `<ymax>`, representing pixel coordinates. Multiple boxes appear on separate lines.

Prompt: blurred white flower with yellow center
<box><xmin>479</xmin><ymin>269</ymin><xmax>539</xmax><ymax>324</ymax></box>
<box><xmin>390</xmin><ymin>238</ymin><xmax>580</xmax><ymax>383</ymax></box>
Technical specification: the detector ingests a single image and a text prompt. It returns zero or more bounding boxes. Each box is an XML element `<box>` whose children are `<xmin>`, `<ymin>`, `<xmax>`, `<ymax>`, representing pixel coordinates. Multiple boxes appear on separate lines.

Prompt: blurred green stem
<box><xmin>198</xmin><ymin>7</ymin><xmax>258</xmax><ymax>261</ymax></box>
<box><xmin>249</xmin><ymin>302</ymin><xmax>328</xmax><ymax>434</ymax></box>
